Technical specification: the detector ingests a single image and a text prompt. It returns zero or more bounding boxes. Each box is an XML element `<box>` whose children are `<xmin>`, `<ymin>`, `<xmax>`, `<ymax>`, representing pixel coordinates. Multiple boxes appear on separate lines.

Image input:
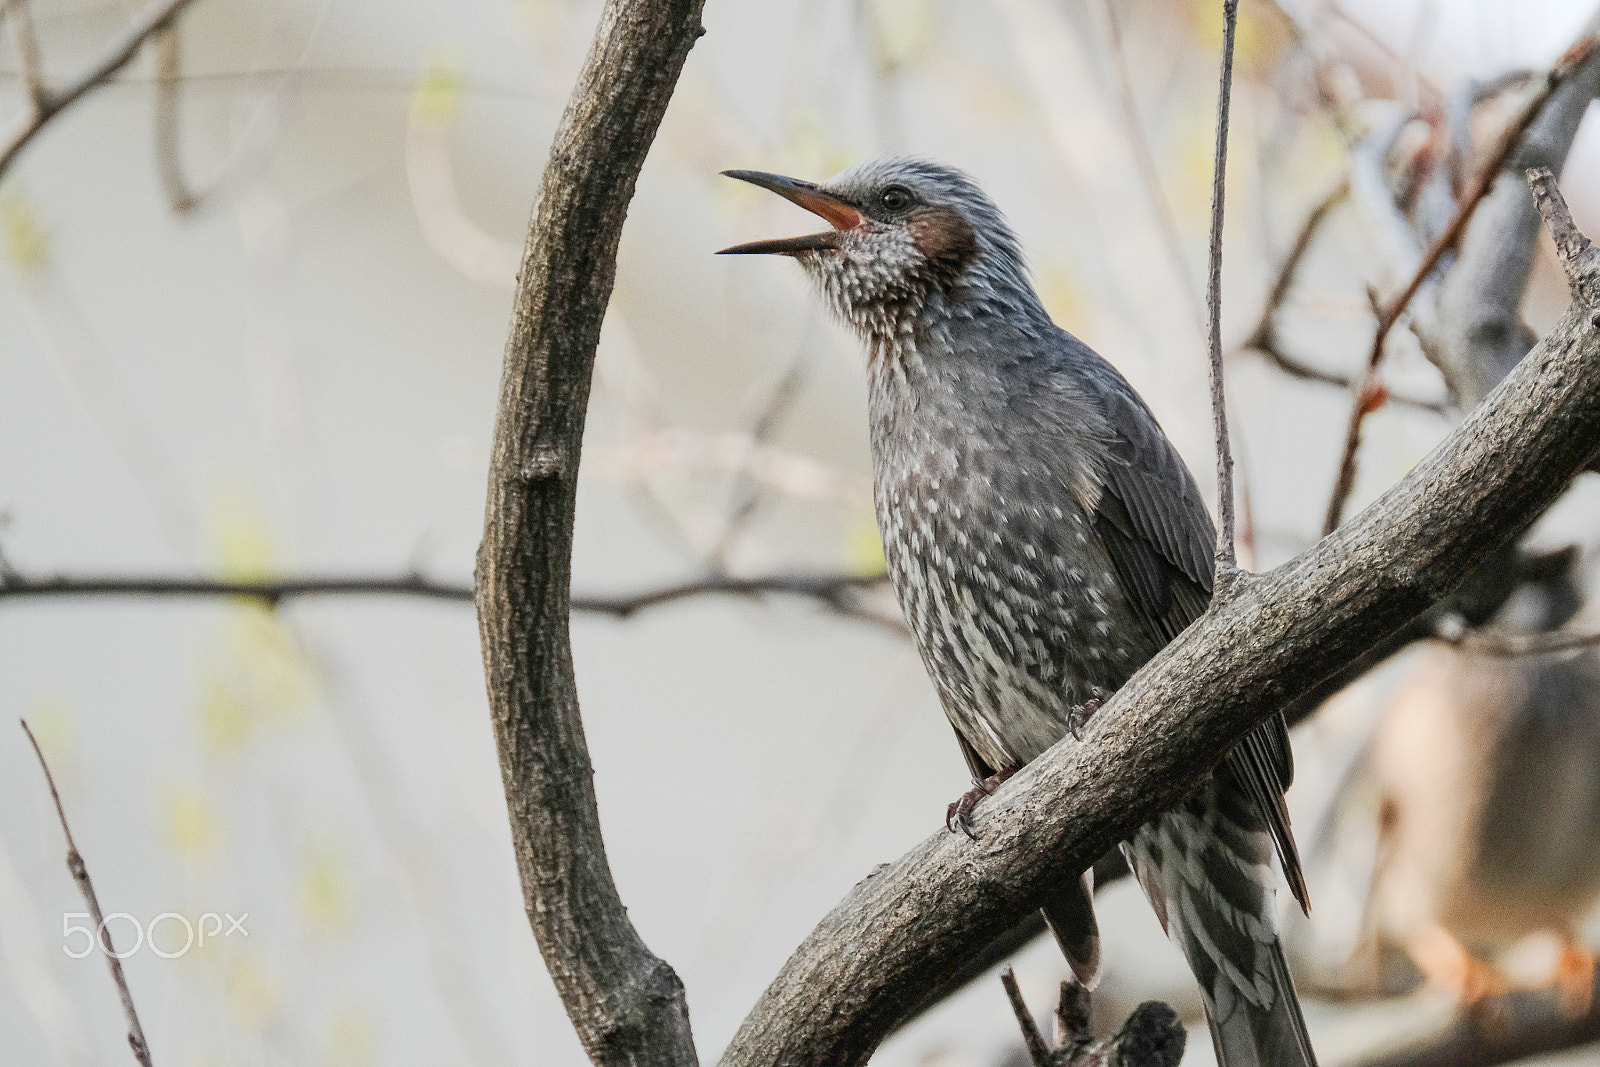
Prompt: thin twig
<box><xmin>4</xmin><ymin>0</ymin><xmax>46</xmax><ymax>108</ymax></box>
<box><xmin>0</xmin><ymin>572</ymin><xmax>475</xmax><ymax>604</ymax></box>
<box><xmin>1321</xmin><ymin>35</ymin><xmax>1600</xmax><ymax>534</ymax></box>
<box><xmin>21</xmin><ymin>720</ymin><xmax>153</xmax><ymax>1066</ymax></box>
<box><xmin>0</xmin><ymin>569</ymin><xmax>901</xmax><ymax>626</ymax></box>
<box><xmin>1242</xmin><ymin>177</ymin><xmax>1349</xmax><ymax>356</ymax></box>
<box><xmin>151</xmin><ymin>28</ymin><xmax>197</xmax><ymax>213</ymax></box>
<box><xmin>1528</xmin><ymin>165</ymin><xmax>1597</xmax><ymax>283</ymax></box>
<box><xmin>1444</xmin><ymin>625</ymin><xmax>1600</xmax><ymax>657</ymax></box>
<box><xmin>1236</xmin><ymin>175</ymin><xmax>1444</xmax><ymax>411</ymax></box>
<box><xmin>708</xmin><ymin>322</ymin><xmax>816</xmax><ymax>568</ymax></box>
<box><xmin>1001</xmin><ymin>968</ymin><xmax>1056</xmax><ymax>1067</ymax></box>
<box><xmin>0</xmin><ymin>0</ymin><xmax>198</xmax><ymax>180</ymax></box>
<box><xmin>1205</xmin><ymin>0</ymin><xmax>1240</xmax><ymax>581</ymax></box>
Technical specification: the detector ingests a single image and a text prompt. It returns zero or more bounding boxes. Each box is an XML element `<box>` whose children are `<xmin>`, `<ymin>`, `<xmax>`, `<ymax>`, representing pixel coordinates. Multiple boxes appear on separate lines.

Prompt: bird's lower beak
<box><xmin>717</xmin><ymin>170</ymin><xmax>864</xmax><ymax>255</ymax></box>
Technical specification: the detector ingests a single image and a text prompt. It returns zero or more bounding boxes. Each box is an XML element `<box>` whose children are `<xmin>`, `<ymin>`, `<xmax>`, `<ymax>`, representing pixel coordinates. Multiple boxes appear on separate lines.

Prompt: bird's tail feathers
<box><xmin>1203</xmin><ymin>939</ymin><xmax>1317</xmax><ymax>1067</ymax></box>
<box><xmin>1040</xmin><ymin>868</ymin><xmax>1101</xmax><ymax>989</ymax></box>
<box><xmin>1124</xmin><ymin>790</ymin><xmax>1319</xmax><ymax>1067</ymax></box>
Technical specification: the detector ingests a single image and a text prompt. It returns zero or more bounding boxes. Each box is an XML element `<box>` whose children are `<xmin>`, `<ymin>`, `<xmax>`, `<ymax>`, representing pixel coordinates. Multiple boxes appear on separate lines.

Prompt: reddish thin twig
<box><xmin>1321</xmin><ymin>36</ymin><xmax>1599</xmax><ymax>534</ymax></box>
<box><xmin>21</xmin><ymin>721</ymin><xmax>153</xmax><ymax>1066</ymax></box>
<box><xmin>1242</xmin><ymin>178</ymin><xmax>1349</xmax><ymax>358</ymax></box>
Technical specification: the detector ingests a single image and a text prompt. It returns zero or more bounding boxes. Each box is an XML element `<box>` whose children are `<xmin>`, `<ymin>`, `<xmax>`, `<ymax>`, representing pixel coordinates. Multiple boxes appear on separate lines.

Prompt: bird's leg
<box><xmin>946</xmin><ymin>767</ymin><xmax>1016</xmax><ymax>840</ymax></box>
<box><xmin>1405</xmin><ymin>924</ymin><xmax>1509</xmax><ymax>1015</ymax></box>
<box><xmin>1067</xmin><ymin>686</ymin><xmax>1114</xmax><ymax>741</ymax></box>
<box><xmin>1554</xmin><ymin>933</ymin><xmax>1596</xmax><ymax>1017</ymax></box>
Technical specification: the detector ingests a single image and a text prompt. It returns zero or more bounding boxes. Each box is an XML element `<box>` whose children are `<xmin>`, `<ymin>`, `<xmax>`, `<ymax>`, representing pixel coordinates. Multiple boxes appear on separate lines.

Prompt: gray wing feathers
<box><xmin>1096</xmin><ymin>381</ymin><xmax>1216</xmax><ymax>596</ymax></box>
<box><xmin>1088</xmin><ymin>371</ymin><xmax>1309</xmax><ymax>912</ymax></box>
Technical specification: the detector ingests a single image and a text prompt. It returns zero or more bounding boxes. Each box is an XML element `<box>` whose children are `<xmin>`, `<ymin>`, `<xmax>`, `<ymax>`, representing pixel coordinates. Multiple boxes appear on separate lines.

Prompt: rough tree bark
<box><xmin>472</xmin><ymin>2</ymin><xmax>706</xmax><ymax>1065</ymax></box>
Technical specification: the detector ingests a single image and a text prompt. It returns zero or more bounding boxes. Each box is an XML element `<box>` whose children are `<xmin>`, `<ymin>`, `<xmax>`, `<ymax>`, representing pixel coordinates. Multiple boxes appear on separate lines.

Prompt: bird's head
<box><xmin>718</xmin><ymin>158</ymin><xmax>1039</xmax><ymax>341</ymax></box>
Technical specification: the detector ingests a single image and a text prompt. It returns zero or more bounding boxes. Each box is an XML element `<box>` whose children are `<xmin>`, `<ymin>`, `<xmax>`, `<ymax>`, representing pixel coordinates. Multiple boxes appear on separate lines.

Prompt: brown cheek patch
<box><xmin>908</xmin><ymin>208</ymin><xmax>979</xmax><ymax>283</ymax></box>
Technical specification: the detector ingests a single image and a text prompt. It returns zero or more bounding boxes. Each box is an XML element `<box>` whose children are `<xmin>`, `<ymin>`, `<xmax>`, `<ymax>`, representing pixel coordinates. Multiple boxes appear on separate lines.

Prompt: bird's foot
<box><xmin>1067</xmin><ymin>687</ymin><xmax>1113</xmax><ymax>741</ymax></box>
<box><xmin>946</xmin><ymin>767</ymin><xmax>1016</xmax><ymax>840</ymax></box>
<box><xmin>1408</xmin><ymin>924</ymin><xmax>1509</xmax><ymax>1025</ymax></box>
<box><xmin>1555</xmin><ymin>940</ymin><xmax>1596</xmax><ymax>1017</ymax></box>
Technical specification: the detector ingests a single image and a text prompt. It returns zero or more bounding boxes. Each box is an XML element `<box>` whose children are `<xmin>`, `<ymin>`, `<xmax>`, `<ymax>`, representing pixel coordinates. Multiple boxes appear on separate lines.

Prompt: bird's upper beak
<box><xmin>717</xmin><ymin>170</ymin><xmax>865</xmax><ymax>255</ymax></box>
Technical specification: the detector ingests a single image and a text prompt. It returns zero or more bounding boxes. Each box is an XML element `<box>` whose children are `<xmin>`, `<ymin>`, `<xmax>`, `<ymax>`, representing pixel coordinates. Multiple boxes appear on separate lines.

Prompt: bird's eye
<box><xmin>879</xmin><ymin>185</ymin><xmax>913</xmax><ymax>212</ymax></box>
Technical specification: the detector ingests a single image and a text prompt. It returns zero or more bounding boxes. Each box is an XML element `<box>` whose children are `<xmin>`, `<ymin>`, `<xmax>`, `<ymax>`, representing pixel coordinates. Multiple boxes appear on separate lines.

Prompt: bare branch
<box><xmin>0</xmin><ymin>572</ymin><xmax>475</xmax><ymax>605</ymax></box>
<box><xmin>1000</xmin><ymin>968</ymin><xmax>1055</xmax><ymax>1067</ymax></box>
<box><xmin>151</xmin><ymin>28</ymin><xmax>199</xmax><ymax>214</ymax></box>
<box><xmin>1248</xmin><ymin>336</ymin><xmax>1449</xmax><ymax>413</ymax></box>
<box><xmin>0</xmin><ymin>0</ymin><xmax>199</xmax><ymax>180</ymax></box>
<box><xmin>1530</xmin><ymin>167</ymin><xmax>1599</xmax><ymax>293</ymax></box>
<box><xmin>574</xmin><ymin>571</ymin><xmax>901</xmax><ymax>630</ymax></box>
<box><xmin>0</xmin><ymin>569</ymin><xmax>900</xmax><ymax>628</ymax></box>
<box><xmin>1242</xmin><ymin>178</ymin><xmax>1349</xmax><ymax>355</ymax></box>
<box><xmin>1206</xmin><ymin>0</ymin><xmax>1240</xmax><ymax>582</ymax></box>
<box><xmin>21</xmin><ymin>720</ymin><xmax>152</xmax><ymax>1067</ymax></box>
<box><xmin>1350</xmin><ymin>980</ymin><xmax>1600</xmax><ymax>1067</ymax></box>
<box><xmin>4</xmin><ymin>0</ymin><xmax>46</xmax><ymax>109</ymax></box>
<box><xmin>472</xmin><ymin>1</ymin><xmax>706</xmax><ymax>1064</ymax></box>
<box><xmin>1322</xmin><ymin>33</ymin><xmax>1600</xmax><ymax>534</ymax></box>
<box><xmin>717</xmin><ymin>178</ymin><xmax>1600</xmax><ymax>1066</ymax></box>
<box><xmin>1000</xmin><ymin>971</ymin><xmax>1185</xmax><ymax>1067</ymax></box>
<box><xmin>1236</xmin><ymin>176</ymin><xmax>1445</xmax><ymax>413</ymax></box>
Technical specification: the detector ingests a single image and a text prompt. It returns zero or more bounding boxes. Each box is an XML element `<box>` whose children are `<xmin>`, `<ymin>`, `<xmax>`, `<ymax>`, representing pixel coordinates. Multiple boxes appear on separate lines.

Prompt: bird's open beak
<box><xmin>717</xmin><ymin>170</ymin><xmax>864</xmax><ymax>255</ymax></box>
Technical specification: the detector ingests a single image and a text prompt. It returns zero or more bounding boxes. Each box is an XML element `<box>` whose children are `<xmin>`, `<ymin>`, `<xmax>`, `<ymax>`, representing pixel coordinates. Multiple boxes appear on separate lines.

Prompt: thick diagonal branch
<box><xmin>473</xmin><ymin>1</ymin><xmax>706</xmax><ymax>1065</ymax></box>
<box><xmin>717</xmin><ymin>176</ymin><xmax>1600</xmax><ymax>1067</ymax></box>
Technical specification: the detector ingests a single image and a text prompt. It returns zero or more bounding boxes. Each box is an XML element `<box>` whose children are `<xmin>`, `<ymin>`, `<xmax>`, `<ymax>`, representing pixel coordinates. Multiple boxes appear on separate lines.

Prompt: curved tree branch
<box><xmin>715</xmin><ymin>171</ymin><xmax>1600</xmax><ymax>1067</ymax></box>
<box><xmin>471</xmin><ymin>0</ymin><xmax>706</xmax><ymax>1064</ymax></box>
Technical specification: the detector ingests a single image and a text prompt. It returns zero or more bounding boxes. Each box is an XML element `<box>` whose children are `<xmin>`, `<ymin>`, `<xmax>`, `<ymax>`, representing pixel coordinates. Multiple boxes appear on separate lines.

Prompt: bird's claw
<box><xmin>1067</xmin><ymin>687</ymin><xmax>1113</xmax><ymax>741</ymax></box>
<box><xmin>945</xmin><ymin>767</ymin><xmax>1015</xmax><ymax>839</ymax></box>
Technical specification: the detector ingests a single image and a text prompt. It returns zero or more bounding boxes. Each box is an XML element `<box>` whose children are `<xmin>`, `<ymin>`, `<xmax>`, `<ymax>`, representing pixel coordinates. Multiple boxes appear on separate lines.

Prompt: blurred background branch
<box><xmin>0</xmin><ymin>0</ymin><xmax>197</xmax><ymax>179</ymax></box>
<box><xmin>0</xmin><ymin>567</ymin><xmax>899</xmax><ymax>627</ymax></box>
